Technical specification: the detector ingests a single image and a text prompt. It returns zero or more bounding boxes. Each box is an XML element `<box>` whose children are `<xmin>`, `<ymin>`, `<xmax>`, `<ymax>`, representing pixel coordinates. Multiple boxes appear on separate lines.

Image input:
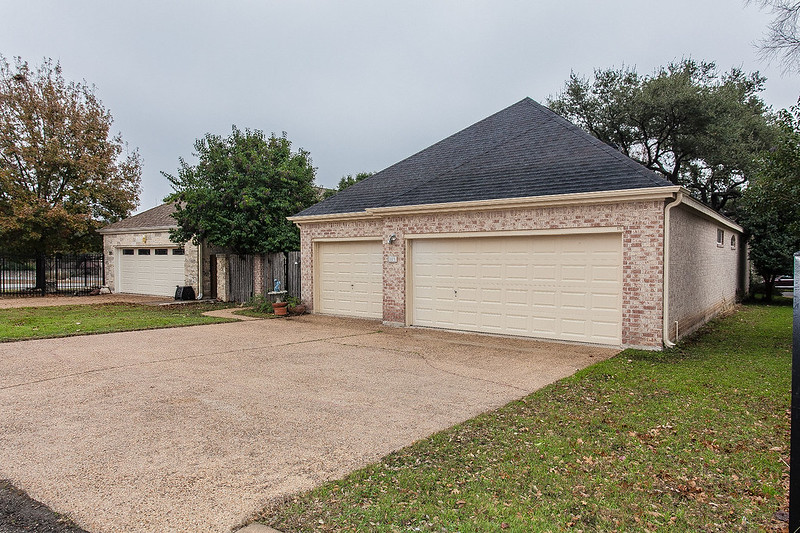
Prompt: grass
<box><xmin>0</xmin><ymin>302</ymin><xmax>235</xmax><ymax>342</ymax></box>
<box><xmin>258</xmin><ymin>305</ymin><xmax>791</xmax><ymax>532</ymax></box>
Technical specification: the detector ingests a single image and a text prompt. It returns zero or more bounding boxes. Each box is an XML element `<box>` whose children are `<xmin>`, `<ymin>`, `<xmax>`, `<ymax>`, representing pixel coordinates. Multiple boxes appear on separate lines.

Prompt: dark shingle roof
<box><xmin>295</xmin><ymin>98</ymin><xmax>672</xmax><ymax>217</ymax></box>
<box><xmin>99</xmin><ymin>203</ymin><xmax>177</xmax><ymax>233</ymax></box>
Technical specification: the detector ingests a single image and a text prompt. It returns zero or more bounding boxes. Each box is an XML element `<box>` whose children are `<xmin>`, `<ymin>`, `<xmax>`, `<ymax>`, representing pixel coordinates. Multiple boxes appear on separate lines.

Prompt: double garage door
<box><xmin>117</xmin><ymin>247</ymin><xmax>186</xmax><ymax>297</ymax></box>
<box><xmin>317</xmin><ymin>233</ymin><xmax>622</xmax><ymax>345</ymax></box>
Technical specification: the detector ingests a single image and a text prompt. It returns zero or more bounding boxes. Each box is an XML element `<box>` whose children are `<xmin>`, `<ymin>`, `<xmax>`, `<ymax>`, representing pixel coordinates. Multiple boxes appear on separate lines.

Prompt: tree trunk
<box><xmin>35</xmin><ymin>252</ymin><xmax>46</xmax><ymax>296</ymax></box>
<box><xmin>764</xmin><ymin>275</ymin><xmax>776</xmax><ymax>303</ymax></box>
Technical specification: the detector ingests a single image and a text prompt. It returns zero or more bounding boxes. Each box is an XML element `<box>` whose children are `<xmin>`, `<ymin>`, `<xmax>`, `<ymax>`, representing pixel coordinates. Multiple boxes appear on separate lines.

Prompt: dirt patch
<box><xmin>0</xmin><ymin>480</ymin><xmax>87</xmax><ymax>533</ymax></box>
<box><xmin>0</xmin><ymin>294</ymin><xmax>171</xmax><ymax>309</ymax></box>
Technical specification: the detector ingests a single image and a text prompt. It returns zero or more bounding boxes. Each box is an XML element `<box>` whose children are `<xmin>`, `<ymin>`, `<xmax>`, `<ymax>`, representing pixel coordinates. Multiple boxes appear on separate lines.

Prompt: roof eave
<box><xmin>97</xmin><ymin>225</ymin><xmax>177</xmax><ymax>235</ymax></box>
<box><xmin>288</xmin><ymin>186</ymin><xmax>681</xmax><ymax>224</ymax></box>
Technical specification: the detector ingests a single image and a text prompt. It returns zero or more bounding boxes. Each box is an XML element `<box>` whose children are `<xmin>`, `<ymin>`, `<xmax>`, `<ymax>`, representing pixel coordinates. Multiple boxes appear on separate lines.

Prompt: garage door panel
<box><xmin>411</xmin><ymin>233</ymin><xmax>622</xmax><ymax>345</ymax></box>
<box><xmin>317</xmin><ymin>241</ymin><xmax>382</xmax><ymax>319</ymax></box>
<box><xmin>118</xmin><ymin>248</ymin><xmax>185</xmax><ymax>297</ymax></box>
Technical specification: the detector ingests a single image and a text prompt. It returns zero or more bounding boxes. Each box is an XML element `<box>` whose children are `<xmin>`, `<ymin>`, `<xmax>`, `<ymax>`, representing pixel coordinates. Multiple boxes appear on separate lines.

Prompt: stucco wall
<box><xmin>299</xmin><ymin>200</ymin><xmax>666</xmax><ymax>348</ymax></box>
<box><xmin>102</xmin><ymin>231</ymin><xmax>199</xmax><ymax>294</ymax></box>
<box><xmin>667</xmin><ymin>204</ymin><xmax>742</xmax><ymax>343</ymax></box>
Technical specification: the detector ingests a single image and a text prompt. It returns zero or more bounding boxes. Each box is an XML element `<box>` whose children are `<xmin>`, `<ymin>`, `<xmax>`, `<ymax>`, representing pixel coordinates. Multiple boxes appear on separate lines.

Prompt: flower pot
<box><xmin>272</xmin><ymin>301</ymin><xmax>288</xmax><ymax>316</ymax></box>
<box><xmin>289</xmin><ymin>304</ymin><xmax>306</xmax><ymax>315</ymax></box>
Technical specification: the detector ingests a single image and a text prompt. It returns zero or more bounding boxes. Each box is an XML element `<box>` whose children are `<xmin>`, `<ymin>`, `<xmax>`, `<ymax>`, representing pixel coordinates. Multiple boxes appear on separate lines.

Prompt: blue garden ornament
<box><xmin>274</xmin><ymin>279</ymin><xmax>281</xmax><ymax>292</ymax></box>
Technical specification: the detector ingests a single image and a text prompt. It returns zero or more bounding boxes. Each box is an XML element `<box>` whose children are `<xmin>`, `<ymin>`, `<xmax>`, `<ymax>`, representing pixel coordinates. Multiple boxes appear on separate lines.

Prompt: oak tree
<box><xmin>548</xmin><ymin>60</ymin><xmax>776</xmax><ymax>212</ymax></box>
<box><xmin>737</xmin><ymin>106</ymin><xmax>800</xmax><ymax>300</ymax></box>
<box><xmin>0</xmin><ymin>56</ymin><xmax>141</xmax><ymax>256</ymax></box>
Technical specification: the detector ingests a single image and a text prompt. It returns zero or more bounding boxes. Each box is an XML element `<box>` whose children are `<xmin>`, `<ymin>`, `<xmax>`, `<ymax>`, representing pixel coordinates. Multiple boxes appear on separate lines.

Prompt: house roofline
<box><xmin>288</xmin><ymin>186</ymin><xmax>682</xmax><ymax>224</ymax></box>
<box><xmin>678</xmin><ymin>194</ymin><xmax>743</xmax><ymax>233</ymax></box>
<box><xmin>97</xmin><ymin>225</ymin><xmax>177</xmax><ymax>235</ymax></box>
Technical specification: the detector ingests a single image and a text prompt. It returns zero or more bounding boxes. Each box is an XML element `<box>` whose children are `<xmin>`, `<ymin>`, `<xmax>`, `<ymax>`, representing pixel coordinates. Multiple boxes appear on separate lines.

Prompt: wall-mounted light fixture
<box><xmin>386</xmin><ymin>233</ymin><xmax>397</xmax><ymax>244</ymax></box>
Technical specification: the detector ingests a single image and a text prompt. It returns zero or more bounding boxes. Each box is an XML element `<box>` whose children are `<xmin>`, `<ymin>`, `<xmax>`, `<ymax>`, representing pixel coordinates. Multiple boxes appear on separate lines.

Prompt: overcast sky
<box><xmin>3</xmin><ymin>1</ymin><xmax>798</xmax><ymax>212</ymax></box>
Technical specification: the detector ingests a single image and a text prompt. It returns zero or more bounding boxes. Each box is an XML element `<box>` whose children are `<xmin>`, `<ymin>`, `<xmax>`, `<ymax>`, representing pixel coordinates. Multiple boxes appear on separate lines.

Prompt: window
<box><xmin>172</xmin><ymin>248</ymin><xmax>185</xmax><ymax>255</ymax></box>
<box><xmin>730</xmin><ymin>235</ymin><xmax>736</xmax><ymax>249</ymax></box>
<box><xmin>138</xmin><ymin>249</ymin><xmax>150</xmax><ymax>255</ymax></box>
<box><xmin>154</xmin><ymin>249</ymin><xmax>168</xmax><ymax>256</ymax></box>
<box><xmin>122</xmin><ymin>249</ymin><xmax>134</xmax><ymax>255</ymax></box>
<box><xmin>716</xmin><ymin>229</ymin><xmax>724</xmax><ymax>247</ymax></box>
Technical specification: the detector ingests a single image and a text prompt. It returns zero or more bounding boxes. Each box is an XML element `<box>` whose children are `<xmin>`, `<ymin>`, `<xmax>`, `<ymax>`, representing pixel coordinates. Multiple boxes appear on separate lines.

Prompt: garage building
<box><xmin>99</xmin><ymin>203</ymin><xmax>209</xmax><ymax>298</ymax></box>
<box><xmin>289</xmin><ymin>98</ymin><xmax>746</xmax><ymax>349</ymax></box>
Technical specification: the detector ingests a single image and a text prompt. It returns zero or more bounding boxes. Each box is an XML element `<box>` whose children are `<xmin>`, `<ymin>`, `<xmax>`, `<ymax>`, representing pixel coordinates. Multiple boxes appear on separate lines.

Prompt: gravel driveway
<box><xmin>0</xmin><ymin>315</ymin><xmax>616</xmax><ymax>532</ymax></box>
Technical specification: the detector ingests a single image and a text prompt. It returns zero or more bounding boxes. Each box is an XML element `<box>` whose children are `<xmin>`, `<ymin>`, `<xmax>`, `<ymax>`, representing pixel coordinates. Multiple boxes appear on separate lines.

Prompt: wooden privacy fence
<box><xmin>224</xmin><ymin>251</ymin><xmax>300</xmax><ymax>303</ymax></box>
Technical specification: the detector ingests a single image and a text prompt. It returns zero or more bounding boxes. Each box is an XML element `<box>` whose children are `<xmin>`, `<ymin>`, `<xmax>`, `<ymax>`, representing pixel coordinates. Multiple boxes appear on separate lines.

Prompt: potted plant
<box><xmin>287</xmin><ymin>296</ymin><xmax>306</xmax><ymax>315</ymax></box>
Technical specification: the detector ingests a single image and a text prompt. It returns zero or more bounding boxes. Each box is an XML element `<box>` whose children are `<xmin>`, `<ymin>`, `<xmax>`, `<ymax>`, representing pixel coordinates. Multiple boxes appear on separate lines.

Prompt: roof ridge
<box><xmin>381</xmin><ymin>99</ymin><xmax>543</xmax><ymax>206</ymax></box>
<box><xmin>529</xmin><ymin>100</ymin><xmax>671</xmax><ymax>187</ymax></box>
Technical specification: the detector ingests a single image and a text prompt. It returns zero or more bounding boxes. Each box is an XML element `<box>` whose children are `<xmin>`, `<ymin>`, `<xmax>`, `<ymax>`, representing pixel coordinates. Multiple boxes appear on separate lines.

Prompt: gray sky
<box><xmin>3</xmin><ymin>1</ymin><xmax>798</xmax><ymax>212</ymax></box>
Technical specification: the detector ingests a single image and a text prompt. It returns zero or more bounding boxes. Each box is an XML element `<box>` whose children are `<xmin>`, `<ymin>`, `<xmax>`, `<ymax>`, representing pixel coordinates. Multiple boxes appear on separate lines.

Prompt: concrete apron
<box><xmin>0</xmin><ymin>315</ymin><xmax>617</xmax><ymax>532</ymax></box>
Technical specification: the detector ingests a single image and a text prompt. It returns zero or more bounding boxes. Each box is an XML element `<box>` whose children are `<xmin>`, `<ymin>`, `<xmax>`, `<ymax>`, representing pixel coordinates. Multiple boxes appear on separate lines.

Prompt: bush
<box><xmin>247</xmin><ymin>294</ymin><xmax>273</xmax><ymax>314</ymax></box>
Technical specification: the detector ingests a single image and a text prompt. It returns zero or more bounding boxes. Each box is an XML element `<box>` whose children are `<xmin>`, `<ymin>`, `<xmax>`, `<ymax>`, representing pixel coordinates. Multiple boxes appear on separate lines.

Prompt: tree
<box><xmin>164</xmin><ymin>127</ymin><xmax>318</xmax><ymax>253</ymax></box>
<box><xmin>548</xmin><ymin>60</ymin><xmax>776</xmax><ymax>212</ymax></box>
<box><xmin>748</xmin><ymin>0</ymin><xmax>800</xmax><ymax>73</ymax></box>
<box><xmin>322</xmin><ymin>171</ymin><xmax>373</xmax><ymax>199</ymax></box>
<box><xmin>736</xmin><ymin>106</ymin><xmax>800</xmax><ymax>300</ymax></box>
<box><xmin>0</xmin><ymin>55</ymin><xmax>141</xmax><ymax>290</ymax></box>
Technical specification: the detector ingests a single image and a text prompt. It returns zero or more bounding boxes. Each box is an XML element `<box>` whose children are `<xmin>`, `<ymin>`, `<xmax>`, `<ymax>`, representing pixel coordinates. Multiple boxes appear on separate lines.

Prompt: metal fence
<box><xmin>0</xmin><ymin>253</ymin><xmax>105</xmax><ymax>297</ymax></box>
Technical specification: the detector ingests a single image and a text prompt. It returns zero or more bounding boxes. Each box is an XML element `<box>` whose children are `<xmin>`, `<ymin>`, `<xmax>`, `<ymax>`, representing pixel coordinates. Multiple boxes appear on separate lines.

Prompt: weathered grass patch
<box><xmin>258</xmin><ymin>305</ymin><xmax>790</xmax><ymax>532</ymax></box>
<box><xmin>0</xmin><ymin>302</ymin><xmax>234</xmax><ymax>341</ymax></box>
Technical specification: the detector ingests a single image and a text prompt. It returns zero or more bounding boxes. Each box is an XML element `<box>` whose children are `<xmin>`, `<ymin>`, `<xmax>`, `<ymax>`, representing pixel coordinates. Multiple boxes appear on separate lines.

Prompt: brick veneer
<box><xmin>298</xmin><ymin>200</ymin><xmax>666</xmax><ymax>348</ymax></box>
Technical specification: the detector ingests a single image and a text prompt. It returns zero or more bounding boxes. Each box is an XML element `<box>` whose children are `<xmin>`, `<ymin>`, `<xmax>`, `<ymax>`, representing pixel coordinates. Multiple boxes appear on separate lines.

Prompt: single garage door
<box><xmin>118</xmin><ymin>248</ymin><xmax>186</xmax><ymax>296</ymax></box>
<box><xmin>317</xmin><ymin>240</ymin><xmax>382</xmax><ymax>319</ymax></box>
<box><xmin>411</xmin><ymin>233</ymin><xmax>622</xmax><ymax>345</ymax></box>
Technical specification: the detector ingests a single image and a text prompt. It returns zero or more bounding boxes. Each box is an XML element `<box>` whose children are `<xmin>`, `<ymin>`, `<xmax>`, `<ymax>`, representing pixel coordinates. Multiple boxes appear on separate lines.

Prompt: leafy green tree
<box><xmin>0</xmin><ymin>55</ymin><xmax>142</xmax><ymax>255</ymax></box>
<box><xmin>737</xmin><ymin>106</ymin><xmax>800</xmax><ymax>300</ymax></box>
<box><xmin>322</xmin><ymin>171</ymin><xmax>373</xmax><ymax>199</ymax></box>
<box><xmin>548</xmin><ymin>60</ymin><xmax>776</xmax><ymax>212</ymax></box>
<box><xmin>164</xmin><ymin>127</ymin><xmax>318</xmax><ymax>253</ymax></box>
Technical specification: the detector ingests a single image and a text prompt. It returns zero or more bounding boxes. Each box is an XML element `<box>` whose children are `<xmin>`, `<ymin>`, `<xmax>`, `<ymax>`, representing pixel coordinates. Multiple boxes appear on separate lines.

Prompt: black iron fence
<box><xmin>0</xmin><ymin>253</ymin><xmax>105</xmax><ymax>297</ymax></box>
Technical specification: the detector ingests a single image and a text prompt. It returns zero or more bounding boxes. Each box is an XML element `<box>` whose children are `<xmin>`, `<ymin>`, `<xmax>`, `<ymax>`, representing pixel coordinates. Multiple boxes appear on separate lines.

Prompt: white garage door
<box><xmin>118</xmin><ymin>248</ymin><xmax>186</xmax><ymax>297</ymax></box>
<box><xmin>317</xmin><ymin>240</ymin><xmax>382</xmax><ymax>319</ymax></box>
<box><xmin>411</xmin><ymin>233</ymin><xmax>622</xmax><ymax>345</ymax></box>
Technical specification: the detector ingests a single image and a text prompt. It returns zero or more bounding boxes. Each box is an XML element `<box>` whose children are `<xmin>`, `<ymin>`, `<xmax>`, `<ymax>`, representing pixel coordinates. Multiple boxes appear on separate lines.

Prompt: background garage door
<box><xmin>317</xmin><ymin>240</ymin><xmax>382</xmax><ymax>319</ymax></box>
<box><xmin>411</xmin><ymin>233</ymin><xmax>622</xmax><ymax>345</ymax></box>
<box><xmin>118</xmin><ymin>248</ymin><xmax>186</xmax><ymax>296</ymax></box>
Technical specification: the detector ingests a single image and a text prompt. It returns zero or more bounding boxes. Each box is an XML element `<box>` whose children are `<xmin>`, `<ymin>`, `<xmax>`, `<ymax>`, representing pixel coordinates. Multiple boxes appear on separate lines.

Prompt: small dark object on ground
<box><xmin>774</xmin><ymin>510</ymin><xmax>789</xmax><ymax>522</ymax></box>
<box><xmin>174</xmin><ymin>286</ymin><xmax>195</xmax><ymax>301</ymax></box>
<box><xmin>0</xmin><ymin>479</ymin><xmax>88</xmax><ymax>532</ymax></box>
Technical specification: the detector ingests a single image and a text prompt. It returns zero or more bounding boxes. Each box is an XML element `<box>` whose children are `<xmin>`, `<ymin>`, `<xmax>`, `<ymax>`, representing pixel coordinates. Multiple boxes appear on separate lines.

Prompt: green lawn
<box><xmin>258</xmin><ymin>304</ymin><xmax>791</xmax><ymax>532</ymax></box>
<box><xmin>0</xmin><ymin>302</ymin><xmax>235</xmax><ymax>342</ymax></box>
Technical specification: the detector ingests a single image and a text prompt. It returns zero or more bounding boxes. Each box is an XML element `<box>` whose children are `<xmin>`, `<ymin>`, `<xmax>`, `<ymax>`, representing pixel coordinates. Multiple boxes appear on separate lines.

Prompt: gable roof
<box><xmin>294</xmin><ymin>98</ymin><xmax>672</xmax><ymax>218</ymax></box>
<box><xmin>98</xmin><ymin>203</ymin><xmax>177</xmax><ymax>234</ymax></box>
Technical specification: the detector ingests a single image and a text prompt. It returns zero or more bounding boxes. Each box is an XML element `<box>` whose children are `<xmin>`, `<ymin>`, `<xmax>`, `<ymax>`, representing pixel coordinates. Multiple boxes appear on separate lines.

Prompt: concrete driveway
<box><xmin>0</xmin><ymin>315</ymin><xmax>617</xmax><ymax>532</ymax></box>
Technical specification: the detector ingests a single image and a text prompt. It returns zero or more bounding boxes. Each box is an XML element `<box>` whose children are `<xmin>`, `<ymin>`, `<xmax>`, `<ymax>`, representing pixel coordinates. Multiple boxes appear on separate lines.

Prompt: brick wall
<box><xmin>299</xmin><ymin>199</ymin><xmax>666</xmax><ymax>348</ymax></box>
<box><xmin>667</xmin><ymin>204</ymin><xmax>742</xmax><ymax>342</ymax></box>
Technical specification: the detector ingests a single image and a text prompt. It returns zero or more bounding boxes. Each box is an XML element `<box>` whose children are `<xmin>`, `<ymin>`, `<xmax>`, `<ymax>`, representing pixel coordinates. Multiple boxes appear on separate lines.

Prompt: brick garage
<box><xmin>99</xmin><ymin>203</ymin><xmax>218</xmax><ymax>298</ymax></box>
<box><xmin>290</xmin><ymin>99</ymin><xmax>746</xmax><ymax>349</ymax></box>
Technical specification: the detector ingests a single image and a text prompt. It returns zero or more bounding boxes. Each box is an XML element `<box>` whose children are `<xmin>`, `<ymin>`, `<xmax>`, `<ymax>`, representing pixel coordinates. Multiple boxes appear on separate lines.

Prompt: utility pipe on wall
<box><xmin>662</xmin><ymin>192</ymin><xmax>684</xmax><ymax>348</ymax></box>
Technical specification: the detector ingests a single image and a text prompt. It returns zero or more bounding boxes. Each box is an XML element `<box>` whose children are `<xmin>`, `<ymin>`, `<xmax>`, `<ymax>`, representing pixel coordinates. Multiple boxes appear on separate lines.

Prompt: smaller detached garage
<box><xmin>290</xmin><ymin>98</ymin><xmax>747</xmax><ymax>349</ymax></box>
<box><xmin>99</xmin><ymin>203</ymin><xmax>206</xmax><ymax>298</ymax></box>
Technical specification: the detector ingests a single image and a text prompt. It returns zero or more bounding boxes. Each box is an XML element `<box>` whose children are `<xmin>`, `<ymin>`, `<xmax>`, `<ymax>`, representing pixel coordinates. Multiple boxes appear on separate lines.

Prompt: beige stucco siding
<box><xmin>299</xmin><ymin>200</ymin><xmax>666</xmax><ymax>348</ymax></box>
<box><xmin>667</xmin><ymin>204</ymin><xmax>742</xmax><ymax>342</ymax></box>
<box><xmin>102</xmin><ymin>231</ymin><xmax>199</xmax><ymax>295</ymax></box>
